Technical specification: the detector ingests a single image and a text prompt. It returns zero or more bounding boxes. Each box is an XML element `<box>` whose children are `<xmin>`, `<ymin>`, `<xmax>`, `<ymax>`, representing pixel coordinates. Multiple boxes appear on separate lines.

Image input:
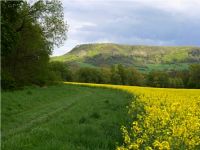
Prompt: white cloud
<box><xmin>52</xmin><ymin>39</ymin><xmax>82</xmax><ymax>56</ymax></box>
<box><xmin>133</xmin><ymin>0</ymin><xmax>200</xmax><ymax>19</ymax></box>
<box><xmin>70</xmin><ymin>20</ymin><xmax>96</xmax><ymax>30</ymax></box>
<box><xmin>66</xmin><ymin>0</ymin><xmax>200</xmax><ymax>18</ymax></box>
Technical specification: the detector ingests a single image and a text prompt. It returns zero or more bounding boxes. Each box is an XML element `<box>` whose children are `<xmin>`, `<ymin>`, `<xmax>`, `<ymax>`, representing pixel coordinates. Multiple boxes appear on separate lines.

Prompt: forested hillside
<box><xmin>52</xmin><ymin>43</ymin><xmax>200</xmax><ymax>72</ymax></box>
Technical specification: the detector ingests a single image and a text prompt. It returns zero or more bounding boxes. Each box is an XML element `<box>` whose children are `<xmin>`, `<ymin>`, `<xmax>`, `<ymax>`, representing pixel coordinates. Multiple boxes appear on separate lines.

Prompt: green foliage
<box><xmin>70</xmin><ymin>64</ymin><xmax>199</xmax><ymax>88</ymax></box>
<box><xmin>1</xmin><ymin>0</ymin><xmax>68</xmax><ymax>89</ymax></box>
<box><xmin>111</xmin><ymin>65</ymin><xmax>122</xmax><ymax>84</ymax></box>
<box><xmin>1</xmin><ymin>71</ymin><xmax>17</xmax><ymax>90</ymax></box>
<box><xmin>77</xmin><ymin>67</ymin><xmax>104</xmax><ymax>83</ymax></box>
<box><xmin>48</xmin><ymin>61</ymin><xmax>72</xmax><ymax>81</ymax></box>
<box><xmin>188</xmin><ymin>64</ymin><xmax>200</xmax><ymax>88</ymax></box>
<box><xmin>168</xmin><ymin>78</ymin><xmax>184</xmax><ymax>88</ymax></box>
<box><xmin>127</xmin><ymin>67</ymin><xmax>144</xmax><ymax>86</ymax></box>
<box><xmin>110</xmin><ymin>65</ymin><xmax>144</xmax><ymax>86</ymax></box>
<box><xmin>100</xmin><ymin>68</ymin><xmax>112</xmax><ymax>83</ymax></box>
<box><xmin>117</xmin><ymin>64</ymin><xmax>127</xmax><ymax>85</ymax></box>
<box><xmin>30</xmin><ymin>0</ymin><xmax>68</xmax><ymax>47</ymax></box>
<box><xmin>146</xmin><ymin>71</ymin><xmax>169</xmax><ymax>88</ymax></box>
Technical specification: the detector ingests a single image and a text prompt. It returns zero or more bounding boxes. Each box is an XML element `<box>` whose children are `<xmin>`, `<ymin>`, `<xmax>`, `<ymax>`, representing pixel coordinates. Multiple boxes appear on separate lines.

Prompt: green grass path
<box><xmin>2</xmin><ymin>84</ymin><xmax>132</xmax><ymax>150</ymax></box>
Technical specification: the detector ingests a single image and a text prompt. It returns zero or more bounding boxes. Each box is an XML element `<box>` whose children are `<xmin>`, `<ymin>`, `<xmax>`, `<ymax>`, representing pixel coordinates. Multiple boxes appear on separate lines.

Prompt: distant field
<box><xmin>2</xmin><ymin>84</ymin><xmax>131</xmax><ymax>150</ymax></box>
<box><xmin>145</xmin><ymin>63</ymin><xmax>189</xmax><ymax>71</ymax></box>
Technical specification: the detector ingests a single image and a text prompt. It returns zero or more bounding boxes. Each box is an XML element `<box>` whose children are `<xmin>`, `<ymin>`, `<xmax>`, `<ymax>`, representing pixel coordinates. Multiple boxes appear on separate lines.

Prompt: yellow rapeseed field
<box><xmin>65</xmin><ymin>82</ymin><xmax>200</xmax><ymax>150</ymax></box>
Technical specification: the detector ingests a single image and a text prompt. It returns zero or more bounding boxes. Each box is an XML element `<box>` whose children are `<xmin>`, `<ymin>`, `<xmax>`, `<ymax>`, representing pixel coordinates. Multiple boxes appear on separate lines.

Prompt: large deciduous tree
<box><xmin>1</xmin><ymin>0</ymin><xmax>68</xmax><ymax>89</ymax></box>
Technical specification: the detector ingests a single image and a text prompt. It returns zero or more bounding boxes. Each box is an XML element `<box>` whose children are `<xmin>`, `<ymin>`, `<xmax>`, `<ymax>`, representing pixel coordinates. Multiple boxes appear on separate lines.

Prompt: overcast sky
<box><xmin>53</xmin><ymin>0</ymin><xmax>200</xmax><ymax>56</ymax></box>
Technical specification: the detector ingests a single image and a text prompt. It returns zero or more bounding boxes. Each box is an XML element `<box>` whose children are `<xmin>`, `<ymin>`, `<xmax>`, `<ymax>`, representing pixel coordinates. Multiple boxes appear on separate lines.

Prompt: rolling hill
<box><xmin>52</xmin><ymin>43</ymin><xmax>200</xmax><ymax>72</ymax></box>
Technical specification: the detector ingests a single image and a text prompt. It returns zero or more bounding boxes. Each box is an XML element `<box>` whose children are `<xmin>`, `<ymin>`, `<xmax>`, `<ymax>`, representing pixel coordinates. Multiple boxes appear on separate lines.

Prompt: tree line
<box><xmin>48</xmin><ymin>62</ymin><xmax>200</xmax><ymax>89</ymax></box>
<box><xmin>1</xmin><ymin>0</ymin><xmax>68</xmax><ymax>89</ymax></box>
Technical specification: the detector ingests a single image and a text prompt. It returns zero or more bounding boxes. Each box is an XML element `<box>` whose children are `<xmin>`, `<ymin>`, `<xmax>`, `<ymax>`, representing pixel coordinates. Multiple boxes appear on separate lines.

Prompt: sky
<box><xmin>53</xmin><ymin>0</ymin><xmax>200</xmax><ymax>56</ymax></box>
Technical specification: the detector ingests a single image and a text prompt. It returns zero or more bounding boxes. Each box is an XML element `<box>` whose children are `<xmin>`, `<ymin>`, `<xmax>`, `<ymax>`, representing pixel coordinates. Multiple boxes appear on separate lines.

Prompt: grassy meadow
<box><xmin>2</xmin><ymin>84</ymin><xmax>131</xmax><ymax>150</ymax></box>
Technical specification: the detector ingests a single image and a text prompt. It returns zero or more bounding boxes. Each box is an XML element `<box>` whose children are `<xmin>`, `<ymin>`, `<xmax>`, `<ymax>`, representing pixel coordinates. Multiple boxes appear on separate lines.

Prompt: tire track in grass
<box><xmin>2</xmin><ymin>93</ymin><xmax>93</xmax><ymax>140</ymax></box>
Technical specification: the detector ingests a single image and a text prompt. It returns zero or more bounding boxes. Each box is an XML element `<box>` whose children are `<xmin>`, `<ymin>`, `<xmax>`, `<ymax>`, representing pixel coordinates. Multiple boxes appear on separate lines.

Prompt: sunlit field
<box><xmin>65</xmin><ymin>82</ymin><xmax>200</xmax><ymax>149</ymax></box>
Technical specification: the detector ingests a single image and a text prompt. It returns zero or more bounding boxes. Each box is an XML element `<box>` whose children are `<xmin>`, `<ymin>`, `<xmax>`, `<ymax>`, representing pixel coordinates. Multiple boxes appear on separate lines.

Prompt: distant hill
<box><xmin>51</xmin><ymin>43</ymin><xmax>200</xmax><ymax>72</ymax></box>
